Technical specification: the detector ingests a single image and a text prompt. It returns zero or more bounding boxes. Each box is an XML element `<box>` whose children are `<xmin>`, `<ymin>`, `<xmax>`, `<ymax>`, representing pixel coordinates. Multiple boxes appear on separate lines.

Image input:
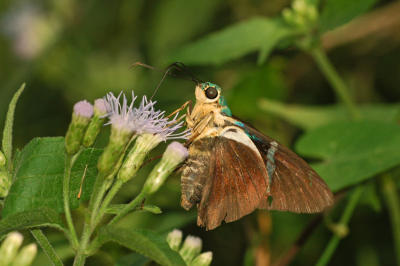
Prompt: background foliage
<box><xmin>0</xmin><ymin>0</ymin><xmax>399</xmax><ymax>265</ymax></box>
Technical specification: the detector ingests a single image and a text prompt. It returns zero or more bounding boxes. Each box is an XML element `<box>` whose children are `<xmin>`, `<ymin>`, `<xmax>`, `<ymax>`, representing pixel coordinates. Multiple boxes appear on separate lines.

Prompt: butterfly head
<box><xmin>196</xmin><ymin>82</ymin><xmax>232</xmax><ymax>116</ymax></box>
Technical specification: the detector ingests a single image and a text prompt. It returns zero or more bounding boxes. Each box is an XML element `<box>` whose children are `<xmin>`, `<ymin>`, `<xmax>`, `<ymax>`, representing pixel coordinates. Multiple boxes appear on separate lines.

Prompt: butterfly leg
<box><xmin>185</xmin><ymin>113</ymin><xmax>213</xmax><ymax>146</ymax></box>
<box><xmin>167</xmin><ymin>100</ymin><xmax>192</xmax><ymax>119</ymax></box>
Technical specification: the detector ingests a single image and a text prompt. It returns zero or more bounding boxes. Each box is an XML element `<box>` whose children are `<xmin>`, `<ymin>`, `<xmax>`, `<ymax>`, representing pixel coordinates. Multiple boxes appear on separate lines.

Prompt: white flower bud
<box><xmin>0</xmin><ymin>232</ymin><xmax>24</xmax><ymax>265</ymax></box>
<box><xmin>179</xmin><ymin>235</ymin><xmax>202</xmax><ymax>264</ymax></box>
<box><xmin>118</xmin><ymin>133</ymin><xmax>163</xmax><ymax>182</ymax></box>
<box><xmin>142</xmin><ymin>142</ymin><xmax>188</xmax><ymax>194</ymax></box>
<box><xmin>191</xmin><ymin>251</ymin><xmax>213</xmax><ymax>266</ymax></box>
<box><xmin>12</xmin><ymin>243</ymin><xmax>37</xmax><ymax>266</ymax></box>
<box><xmin>166</xmin><ymin>229</ymin><xmax>183</xmax><ymax>252</ymax></box>
<box><xmin>65</xmin><ymin>100</ymin><xmax>94</xmax><ymax>154</ymax></box>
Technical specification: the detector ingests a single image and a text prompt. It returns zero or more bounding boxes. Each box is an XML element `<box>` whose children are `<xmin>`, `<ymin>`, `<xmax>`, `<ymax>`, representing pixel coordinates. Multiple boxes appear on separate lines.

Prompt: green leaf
<box><xmin>170</xmin><ymin>17</ymin><xmax>295</xmax><ymax>65</ymax></box>
<box><xmin>2</xmin><ymin>83</ymin><xmax>25</xmax><ymax>171</ymax></box>
<box><xmin>106</xmin><ymin>204</ymin><xmax>162</xmax><ymax>215</ymax></box>
<box><xmin>93</xmin><ymin>226</ymin><xmax>186</xmax><ymax>266</ymax></box>
<box><xmin>295</xmin><ymin>121</ymin><xmax>400</xmax><ymax>191</ymax></box>
<box><xmin>3</xmin><ymin>137</ymin><xmax>101</xmax><ymax>216</ymax></box>
<box><xmin>258</xmin><ymin>99</ymin><xmax>400</xmax><ymax>130</ymax></box>
<box><xmin>320</xmin><ymin>0</ymin><xmax>378</xmax><ymax>32</ymax></box>
<box><xmin>116</xmin><ymin>253</ymin><xmax>150</xmax><ymax>266</ymax></box>
<box><xmin>228</xmin><ymin>64</ymin><xmax>288</xmax><ymax>117</ymax></box>
<box><xmin>148</xmin><ymin>0</ymin><xmax>223</xmax><ymax>64</ymax></box>
<box><xmin>0</xmin><ymin>208</ymin><xmax>65</xmax><ymax>239</ymax></box>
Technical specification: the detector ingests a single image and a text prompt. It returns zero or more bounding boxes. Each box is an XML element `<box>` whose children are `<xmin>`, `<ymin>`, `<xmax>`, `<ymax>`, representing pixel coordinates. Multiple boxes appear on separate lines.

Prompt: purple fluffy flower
<box><xmin>103</xmin><ymin>91</ymin><xmax>190</xmax><ymax>140</ymax></box>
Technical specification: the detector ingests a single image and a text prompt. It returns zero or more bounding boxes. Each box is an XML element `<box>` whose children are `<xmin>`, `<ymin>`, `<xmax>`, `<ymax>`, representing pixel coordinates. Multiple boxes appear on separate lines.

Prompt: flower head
<box><xmin>179</xmin><ymin>235</ymin><xmax>202</xmax><ymax>264</ymax></box>
<box><xmin>93</xmin><ymin>98</ymin><xmax>108</xmax><ymax>116</ymax></box>
<box><xmin>166</xmin><ymin>229</ymin><xmax>183</xmax><ymax>252</ymax></box>
<box><xmin>73</xmin><ymin>100</ymin><xmax>94</xmax><ymax>118</ymax></box>
<box><xmin>65</xmin><ymin>100</ymin><xmax>94</xmax><ymax>154</ymax></box>
<box><xmin>103</xmin><ymin>91</ymin><xmax>190</xmax><ymax>140</ymax></box>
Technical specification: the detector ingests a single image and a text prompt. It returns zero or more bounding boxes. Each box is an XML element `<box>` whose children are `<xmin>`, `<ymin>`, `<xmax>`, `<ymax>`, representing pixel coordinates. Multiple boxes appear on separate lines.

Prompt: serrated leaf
<box><xmin>0</xmin><ymin>208</ymin><xmax>65</xmax><ymax>238</ymax></box>
<box><xmin>94</xmin><ymin>226</ymin><xmax>185</xmax><ymax>266</ymax></box>
<box><xmin>170</xmin><ymin>17</ymin><xmax>295</xmax><ymax>65</ymax></box>
<box><xmin>2</xmin><ymin>83</ymin><xmax>25</xmax><ymax>171</ymax></box>
<box><xmin>320</xmin><ymin>0</ymin><xmax>378</xmax><ymax>32</ymax></box>
<box><xmin>3</xmin><ymin>137</ymin><xmax>101</xmax><ymax>216</ymax></box>
<box><xmin>295</xmin><ymin>121</ymin><xmax>400</xmax><ymax>191</ymax></box>
<box><xmin>258</xmin><ymin>99</ymin><xmax>400</xmax><ymax>130</ymax></box>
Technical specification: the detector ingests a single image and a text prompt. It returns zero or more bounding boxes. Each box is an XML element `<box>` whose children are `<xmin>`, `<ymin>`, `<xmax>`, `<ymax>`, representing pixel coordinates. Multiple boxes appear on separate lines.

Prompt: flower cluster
<box><xmin>166</xmin><ymin>229</ymin><xmax>213</xmax><ymax>266</ymax></box>
<box><xmin>282</xmin><ymin>0</ymin><xmax>318</xmax><ymax>30</ymax></box>
<box><xmin>103</xmin><ymin>92</ymin><xmax>190</xmax><ymax>140</ymax></box>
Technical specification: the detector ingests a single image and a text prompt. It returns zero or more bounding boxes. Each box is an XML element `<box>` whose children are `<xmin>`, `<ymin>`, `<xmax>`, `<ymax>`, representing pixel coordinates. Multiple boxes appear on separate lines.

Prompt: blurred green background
<box><xmin>1</xmin><ymin>0</ymin><xmax>400</xmax><ymax>265</ymax></box>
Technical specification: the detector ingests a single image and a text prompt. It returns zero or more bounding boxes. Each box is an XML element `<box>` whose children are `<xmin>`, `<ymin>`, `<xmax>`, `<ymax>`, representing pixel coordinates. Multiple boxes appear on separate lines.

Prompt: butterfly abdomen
<box><xmin>181</xmin><ymin>138</ymin><xmax>214</xmax><ymax>210</ymax></box>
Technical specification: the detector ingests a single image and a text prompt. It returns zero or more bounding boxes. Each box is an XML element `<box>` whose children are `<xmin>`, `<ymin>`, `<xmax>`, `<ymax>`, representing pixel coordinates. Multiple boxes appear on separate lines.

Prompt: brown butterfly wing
<box><xmin>195</xmin><ymin>136</ymin><xmax>269</xmax><ymax>230</ymax></box>
<box><xmin>244</xmin><ymin>126</ymin><xmax>334</xmax><ymax>213</ymax></box>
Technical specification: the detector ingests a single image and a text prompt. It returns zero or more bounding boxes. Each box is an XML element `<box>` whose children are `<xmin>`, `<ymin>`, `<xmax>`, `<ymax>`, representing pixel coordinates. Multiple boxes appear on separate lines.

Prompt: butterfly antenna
<box><xmin>130</xmin><ymin>61</ymin><xmax>203</xmax><ymax>99</ymax></box>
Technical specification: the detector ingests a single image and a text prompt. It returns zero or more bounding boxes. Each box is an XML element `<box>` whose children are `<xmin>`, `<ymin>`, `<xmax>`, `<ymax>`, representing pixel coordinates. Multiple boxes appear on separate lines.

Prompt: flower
<box><xmin>83</xmin><ymin>98</ymin><xmax>108</xmax><ymax>147</ymax></box>
<box><xmin>103</xmin><ymin>91</ymin><xmax>190</xmax><ymax>140</ymax></box>
<box><xmin>179</xmin><ymin>236</ymin><xmax>202</xmax><ymax>264</ymax></box>
<box><xmin>166</xmin><ymin>229</ymin><xmax>213</xmax><ymax>266</ymax></box>
<box><xmin>0</xmin><ymin>232</ymin><xmax>23</xmax><ymax>265</ymax></box>
<box><xmin>166</xmin><ymin>229</ymin><xmax>183</xmax><ymax>252</ymax></box>
<box><xmin>65</xmin><ymin>100</ymin><xmax>94</xmax><ymax>155</ymax></box>
<box><xmin>141</xmin><ymin>142</ymin><xmax>188</xmax><ymax>193</ymax></box>
<box><xmin>0</xmin><ymin>232</ymin><xmax>37</xmax><ymax>266</ymax></box>
<box><xmin>191</xmin><ymin>251</ymin><xmax>213</xmax><ymax>266</ymax></box>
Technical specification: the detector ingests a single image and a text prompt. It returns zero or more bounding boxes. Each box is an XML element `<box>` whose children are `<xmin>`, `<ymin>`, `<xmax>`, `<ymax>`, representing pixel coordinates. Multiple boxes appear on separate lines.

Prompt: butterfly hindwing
<box><xmin>182</xmin><ymin>127</ymin><xmax>269</xmax><ymax>230</ymax></box>
<box><xmin>242</xmin><ymin>124</ymin><xmax>334</xmax><ymax>213</ymax></box>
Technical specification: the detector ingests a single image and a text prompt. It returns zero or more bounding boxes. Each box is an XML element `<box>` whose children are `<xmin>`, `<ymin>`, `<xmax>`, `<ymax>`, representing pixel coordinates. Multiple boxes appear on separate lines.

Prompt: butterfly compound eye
<box><xmin>205</xmin><ymin>87</ymin><xmax>218</xmax><ymax>99</ymax></box>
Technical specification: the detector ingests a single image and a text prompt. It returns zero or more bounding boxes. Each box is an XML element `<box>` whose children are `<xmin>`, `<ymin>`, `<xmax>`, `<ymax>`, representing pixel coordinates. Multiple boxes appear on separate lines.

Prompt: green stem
<box><xmin>381</xmin><ymin>174</ymin><xmax>400</xmax><ymax>265</ymax></box>
<box><xmin>93</xmin><ymin>179</ymin><xmax>124</xmax><ymax>228</ymax></box>
<box><xmin>72</xmin><ymin>172</ymin><xmax>105</xmax><ymax>266</ymax></box>
<box><xmin>109</xmin><ymin>190</ymin><xmax>147</xmax><ymax>226</ymax></box>
<box><xmin>310</xmin><ymin>46</ymin><xmax>361</xmax><ymax>120</ymax></box>
<box><xmin>316</xmin><ymin>186</ymin><xmax>364</xmax><ymax>266</ymax></box>
<box><xmin>63</xmin><ymin>154</ymin><xmax>79</xmax><ymax>248</ymax></box>
<box><xmin>31</xmin><ymin>229</ymin><xmax>63</xmax><ymax>266</ymax></box>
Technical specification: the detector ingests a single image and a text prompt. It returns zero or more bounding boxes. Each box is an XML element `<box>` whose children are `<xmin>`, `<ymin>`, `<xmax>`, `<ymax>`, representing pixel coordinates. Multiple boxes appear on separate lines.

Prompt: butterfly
<box><xmin>180</xmin><ymin>81</ymin><xmax>334</xmax><ymax>230</ymax></box>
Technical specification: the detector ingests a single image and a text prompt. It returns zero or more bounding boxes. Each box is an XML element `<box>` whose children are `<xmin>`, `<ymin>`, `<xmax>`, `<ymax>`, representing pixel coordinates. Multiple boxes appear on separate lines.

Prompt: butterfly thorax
<box><xmin>186</xmin><ymin>83</ymin><xmax>234</xmax><ymax>142</ymax></box>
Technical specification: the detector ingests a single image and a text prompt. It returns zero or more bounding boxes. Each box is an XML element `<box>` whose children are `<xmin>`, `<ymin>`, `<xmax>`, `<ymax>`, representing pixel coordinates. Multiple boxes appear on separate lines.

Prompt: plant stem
<box><xmin>73</xmin><ymin>172</ymin><xmax>106</xmax><ymax>266</ymax></box>
<box><xmin>63</xmin><ymin>154</ymin><xmax>79</xmax><ymax>248</ymax></box>
<box><xmin>316</xmin><ymin>186</ymin><xmax>364</xmax><ymax>266</ymax></box>
<box><xmin>381</xmin><ymin>174</ymin><xmax>400</xmax><ymax>265</ymax></box>
<box><xmin>31</xmin><ymin>229</ymin><xmax>63</xmax><ymax>266</ymax></box>
<box><xmin>93</xmin><ymin>179</ymin><xmax>124</xmax><ymax>228</ymax></box>
<box><xmin>109</xmin><ymin>190</ymin><xmax>147</xmax><ymax>226</ymax></box>
<box><xmin>310</xmin><ymin>46</ymin><xmax>361</xmax><ymax>120</ymax></box>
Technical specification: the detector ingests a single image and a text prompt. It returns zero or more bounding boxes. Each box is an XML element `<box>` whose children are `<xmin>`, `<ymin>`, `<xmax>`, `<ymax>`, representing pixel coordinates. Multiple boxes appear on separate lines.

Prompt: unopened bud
<box><xmin>0</xmin><ymin>232</ymin><xmax>23</xmax><ymax>265</ymax></box>
<box><xmin>179</xmin><ymin>235</ymin><xmax>202</xmax><ymax>264</ymax></box>
<box><xmin>12</xmin><ymin>243</ymin><xmax>37</xmax><ymax>266</ymax></box>
<box><xmin>65</xmin><ymin>100</ymin><xmax>94</xmax><ymax>155</ymax></box>
<box><xmin>97</xmin><ymin>122</ymin><xmax>134</xmax><ymax>177</ymax></box>
<box><xmin>0</xmin><ymin>150</ymin><xmax>6</xmax><ymax>168</ymax></box>
<box><xmin>330</xmin><ymin>223</ymin><xmax>349</xmax><ymax>238</ymax></box>
<box><xmin>82</xmin><ymin>99</ymin><xmax>108</xmax><ymax>147</ymax></box>
<box><xmin>292</xmin><ymin>0</ymin><xmax>307</xmax><ymax>15</ymax></box>
<box><xmin>166</xmin><ymin>229</ymin><xmax>183</xmax><ymax>252</ymax></box>
<box><xmin>191</xmin><ymin>251</ymin><xmax>213</xmax><ymax>266</ymax></box>
<box><xmin>118</xmin><ymin>133</ymin><xmax>163</xmax><ymax>182</ymax></box>
<box><xmin>142</xmin><ymin>142</ymin><xmax>188</xmax><ymax>194</ymax></box>
<box><xmin>0</xmin><ymin>169</ymin><xmax>12</xmax><ymax>197</ymax></box>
